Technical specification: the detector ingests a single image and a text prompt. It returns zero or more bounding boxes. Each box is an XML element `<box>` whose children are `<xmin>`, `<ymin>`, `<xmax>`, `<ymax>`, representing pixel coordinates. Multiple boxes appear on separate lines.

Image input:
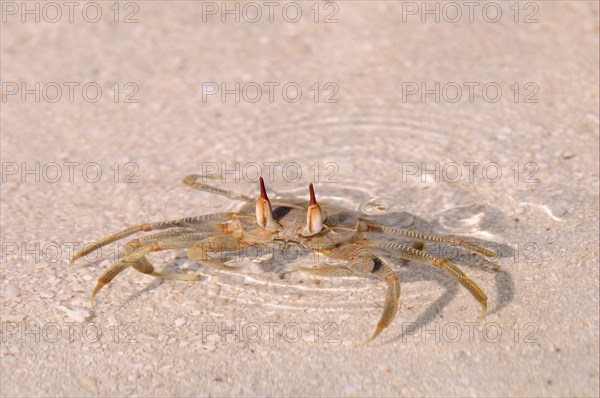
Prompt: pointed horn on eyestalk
<box><xmin>256</xmin><ymin>177</ymin><xmax>278</xmax><ymax>230</ymax></box>
<box><xmin>304</xmin><ymin>183</ymin><xmax>324</xmax><ymax>236</ymax></box>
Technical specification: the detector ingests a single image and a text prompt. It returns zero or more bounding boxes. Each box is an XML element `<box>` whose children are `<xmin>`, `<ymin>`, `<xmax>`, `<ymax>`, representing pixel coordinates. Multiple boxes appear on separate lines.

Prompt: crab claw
<box><xmin>256</xmin><ymin>177</ymin><xmax>279</xmax><ymax>231</ymax></box>
<box><xmin>302</xmin><ymin>183</ymin><xmax>325</xmax><ymax>236</ymax></box>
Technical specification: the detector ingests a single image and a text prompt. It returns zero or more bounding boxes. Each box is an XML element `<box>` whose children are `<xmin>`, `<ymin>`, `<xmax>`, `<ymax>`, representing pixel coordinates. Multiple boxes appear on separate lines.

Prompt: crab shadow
<box><xmin>368</xmin><ymin>211</ymin><xmax>516</xmax><ymax>346</ymax></box>
<box><xmin>376</xmin><ymin>250</ymin><xmax>515</xmax><ymax>346</ymax></box>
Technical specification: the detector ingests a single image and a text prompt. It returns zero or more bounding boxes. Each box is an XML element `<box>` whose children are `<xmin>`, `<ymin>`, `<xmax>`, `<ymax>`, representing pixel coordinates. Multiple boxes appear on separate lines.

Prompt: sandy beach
<box><xmin>1</xmin><ymin>1</ymin><xmax>598</xmax><ymax>396</ymax></box>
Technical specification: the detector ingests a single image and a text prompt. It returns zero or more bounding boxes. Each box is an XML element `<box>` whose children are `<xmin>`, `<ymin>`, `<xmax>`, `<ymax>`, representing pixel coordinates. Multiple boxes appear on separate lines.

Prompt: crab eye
<box><xmin>256</xmin><ymin>177</ymin><xmax>279</xmax><ymax>231</ymax></box>
<box><xmin>303</xmin><ymin>183</ymin><xmax>325</xmax><ymax>236</ymax></box>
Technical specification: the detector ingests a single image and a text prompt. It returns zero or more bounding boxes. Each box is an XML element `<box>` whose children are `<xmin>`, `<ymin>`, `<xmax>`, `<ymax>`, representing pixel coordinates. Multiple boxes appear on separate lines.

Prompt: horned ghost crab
<box><xmin>71</xmin><ymin>175</ymin><xmax>495</xmax><ymax>344</ymax></box>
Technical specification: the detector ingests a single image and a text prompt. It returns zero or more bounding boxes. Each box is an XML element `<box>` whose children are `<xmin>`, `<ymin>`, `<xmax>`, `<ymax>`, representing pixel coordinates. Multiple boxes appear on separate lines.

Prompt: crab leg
<box><xmin>186</xmin><ymin>235</ymin><xmax>252</xmax><ymax>271</ymax></box>
<box><xmin>357</xmin><ymin>254</ymin><xmax>400</xmax><ymax>345</ymax></box>
<box><xmin>70</xmin><ymin>213</ymin><xmax>233</xmax><ymax>264</ymax></box>
<box><xmin>365</xmin><ymin>224</ymin><xmax>496</xmax><ymax>257</ymax></box>
<box><xmin>125</xmin><ymin>230</ymin><xmax>217</xmax><ymax>277</ymax></box>
<box><xmin>301</xmin><ymin>247</ymin><xmax>400</xmax><ymax>345</ymax></box>
<box><xmin>298</xmin><ymin>266</ymin><xmax>354</xmax><ymax>277</ymax></box>
<box><xmin>367</xmin><ymin>239</ymin><xmax>487</xmax><ymax>318</ymax></box>
<box><xmin>92</xmin><ymin>232</ymin><xmax>254</xmax><ymax>305</ymax></box>
<box><xmin>183</xmin><ymin>174</ymin><xmax>254</xmax><ymax>202</ymax></box>
<box><xmin>91</xmin><ymin>233</ymin><xmax>210</xmax><ymax>305</ymax></box>
<box><xmin>127</xmin><ymin>229</ymin><xmax>217</xmax><ymax>248</ymax></box>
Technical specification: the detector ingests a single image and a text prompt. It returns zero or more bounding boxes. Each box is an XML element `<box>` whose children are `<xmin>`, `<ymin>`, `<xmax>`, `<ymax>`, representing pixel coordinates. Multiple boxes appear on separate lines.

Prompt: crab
<box><xmin>71</xmin><ymin>175</ymin><xmax>495</xmax><ymax>344</ymax></box>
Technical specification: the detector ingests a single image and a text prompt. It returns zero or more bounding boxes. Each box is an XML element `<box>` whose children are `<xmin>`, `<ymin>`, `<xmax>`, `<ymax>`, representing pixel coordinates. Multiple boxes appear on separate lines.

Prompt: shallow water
<box><xmin>1</xmin><ymin>1</ymin><xmax>598</xmax><ymax>396</ymax></box>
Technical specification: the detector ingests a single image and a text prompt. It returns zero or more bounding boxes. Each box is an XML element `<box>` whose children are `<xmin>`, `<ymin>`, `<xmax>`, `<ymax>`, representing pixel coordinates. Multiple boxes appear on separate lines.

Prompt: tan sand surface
<box><xmin>1</xmin><ymin>1</ymin><xmax>598</xmax><ymax>396</ymax></box>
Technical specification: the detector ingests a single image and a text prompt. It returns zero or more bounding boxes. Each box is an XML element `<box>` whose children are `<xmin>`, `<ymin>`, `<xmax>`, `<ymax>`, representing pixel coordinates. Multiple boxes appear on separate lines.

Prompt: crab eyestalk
<box><xmin>256</xmin><ymin>177</ymin><xmax>279</xmax><ymax>231</ymax></box>
<box><xmin>302</xmin><ymin>183</ymin><xmax>325</xmax><ymax>236</ymax></box>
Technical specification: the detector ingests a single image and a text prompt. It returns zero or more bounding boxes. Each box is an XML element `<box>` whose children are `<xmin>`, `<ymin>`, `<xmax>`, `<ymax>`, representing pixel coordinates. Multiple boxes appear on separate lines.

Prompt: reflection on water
<box><xmin>437</xmin><ymin>203</ymin><xmax>496</xmax><ymax>233</ymax></box>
